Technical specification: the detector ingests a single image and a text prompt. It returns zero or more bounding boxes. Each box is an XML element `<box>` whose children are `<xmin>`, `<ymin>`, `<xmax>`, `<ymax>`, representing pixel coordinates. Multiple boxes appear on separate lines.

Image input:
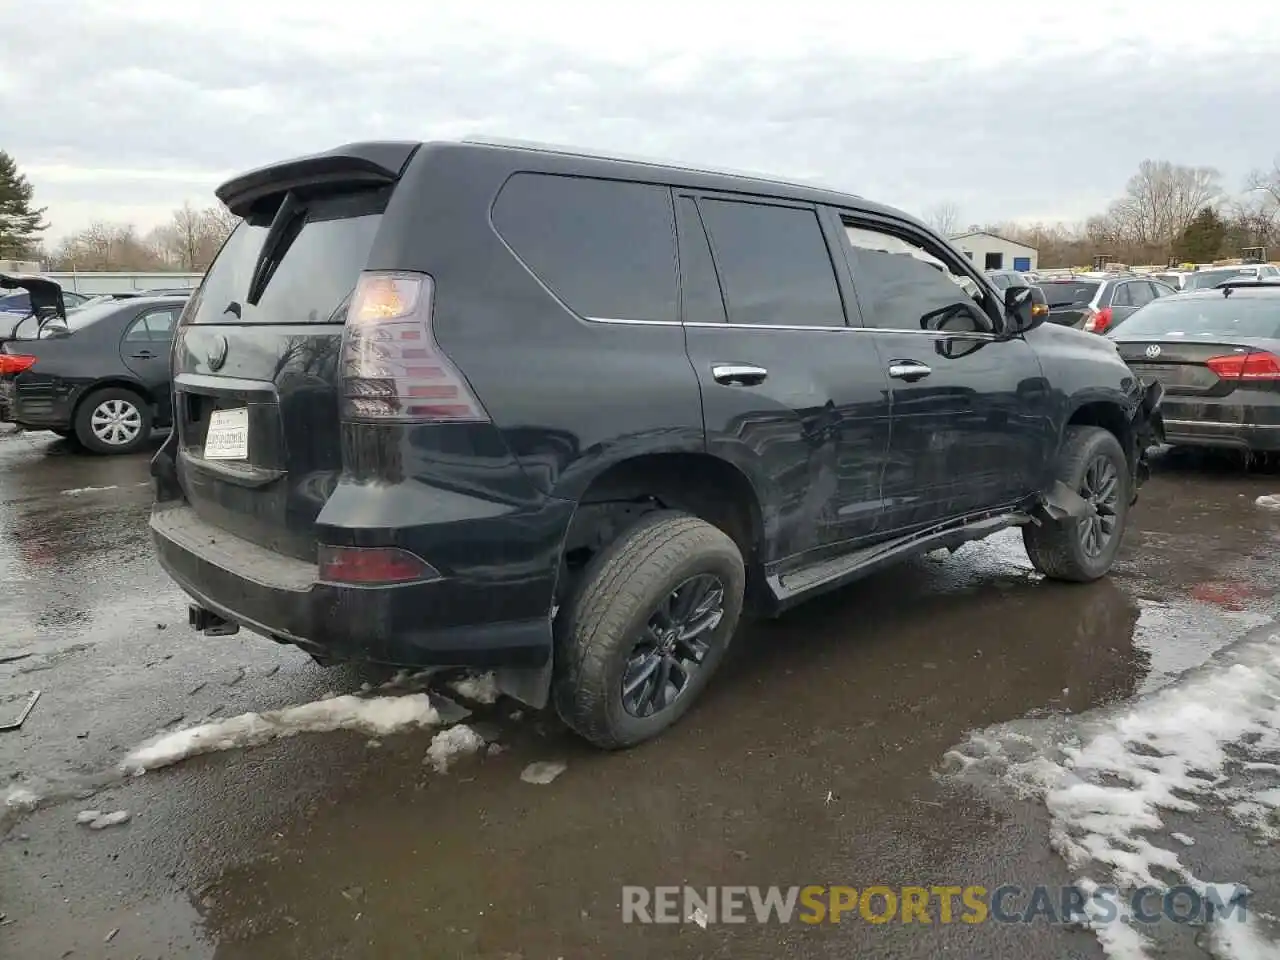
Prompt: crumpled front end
<box><xmin>1130</xmin><ymin>379</ymin><xmax>1166</xmax><ymax>492</ymax></box>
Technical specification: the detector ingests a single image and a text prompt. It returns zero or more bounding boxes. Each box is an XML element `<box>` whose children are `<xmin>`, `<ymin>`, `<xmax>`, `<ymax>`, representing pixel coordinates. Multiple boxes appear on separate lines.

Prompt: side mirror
<box><xmin>1003</xmin><ymin>285</ymin><xmax>1045</xmax><ymax>336</ymax></box>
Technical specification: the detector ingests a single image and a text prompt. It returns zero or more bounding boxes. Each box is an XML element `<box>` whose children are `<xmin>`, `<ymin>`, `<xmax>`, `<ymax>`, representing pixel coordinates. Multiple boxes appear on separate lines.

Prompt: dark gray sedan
<box><xmin>0</xmin><ymin>296</ymin><xmax>184</xmax><ymax>454</ymax></box>
<box><xmin>1110</xmin><ymin>284</ymin><xmax>1280</xmax><ymax>452</ymax></box>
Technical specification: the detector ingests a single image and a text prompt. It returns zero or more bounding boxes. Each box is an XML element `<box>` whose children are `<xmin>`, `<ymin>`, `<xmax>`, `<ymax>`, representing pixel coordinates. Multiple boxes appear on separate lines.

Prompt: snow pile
<box><xmin>449</xmin><ymin>672</ymin><xmax>500</xmax><ymax>704</ymax></box>
<box><xmin>4</xmin><ymin>785</ymin><xmax>39</xmax><ymax>810</ymax></box>
<box><xmin>122</xmin><ymin>693</ymin><xmax>441</xmax><ymax>774</ymax></box>
<box><xmin>1255</xmin><ymin>495</ymin><xmax>1280</xmax><ymax>510</ymax></box>
<box><xmin>76</xmin><ymin>809</ymin><xmax>131</xmax><ymax>829</ymax></box>
<box><xmin>946</xmin><ymin>631</ymin><xmax>1280</xmax><ymax>958</ymax></box>
<box><xmin>425</xmin><ymin>724</ymin><xmax>486</xmax><ymax>773</ymax></box>
<box><xmin>61</xmin><ymin>485</ymin><xmax>120</xmax><ymax>496</ymax></box>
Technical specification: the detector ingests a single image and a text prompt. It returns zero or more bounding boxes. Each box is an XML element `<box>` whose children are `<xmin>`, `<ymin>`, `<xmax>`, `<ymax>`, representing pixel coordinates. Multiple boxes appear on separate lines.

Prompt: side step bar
<box><xmin>767</xmin><ymin>510</ymin><xmax>1032</xmax><ymax>610</ymax></box>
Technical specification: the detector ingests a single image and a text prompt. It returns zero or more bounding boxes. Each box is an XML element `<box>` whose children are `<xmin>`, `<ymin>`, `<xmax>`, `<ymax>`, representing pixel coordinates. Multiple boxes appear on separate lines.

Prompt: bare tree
<box><xmin>1105</xmin><ymin>160</ymin><xmax>1221</xmax><ymax>251</ymax></box>
<box><xmin>148</xmin><ymin>203</ymin><xmax>240</xmax><ymax>270</ymax></box>
<box><xmin>1246</xmin><ymin>157</ymin><xmax>1280</xmax><ymax>207</ymax></box>
<box><xmin>52</xmin><ymin>222</ymin><xmax>165</xmax><ymax>271</ymax></box>
<box><xmin>924</xmin><ymin>201</ymin><xmax>961</xmax><ymax>236</ymax></box>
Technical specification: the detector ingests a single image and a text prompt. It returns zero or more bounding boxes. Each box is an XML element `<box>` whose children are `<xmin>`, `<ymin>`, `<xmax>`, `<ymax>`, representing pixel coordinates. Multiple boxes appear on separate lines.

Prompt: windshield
<box><xmin>1110</xmin><ymin>296</ymin><xmax>1280</xmax><ymax>340</ymax></box>
<box><xmin>1039</xmin><ymin>281</ymin><xmax>1099</xmax><ymax>307</ymax></box>
<box><xmin>1184</xmin><ymin>268</ymin><xmax>1258</xmax><ymax>290</ymax></box>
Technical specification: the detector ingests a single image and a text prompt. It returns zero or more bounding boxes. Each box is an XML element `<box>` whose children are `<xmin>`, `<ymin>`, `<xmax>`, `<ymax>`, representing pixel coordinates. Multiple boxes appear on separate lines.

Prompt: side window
<box><xmin>989</xmin><ymin>273</ymin><xmax>1011</xmax><ymax>290</ymax></box>
<box><xmin>1129</xmin><ymin>282</ymin><xmax>1154</xmax><ymax>307</ymax></box>
<box><xmin>674</xmin><ymin>196</ymin><xmax>727</xmax><ymax>325</ymax></box>
<box><xmin>125</xmin><ymin>310</ymin><xmax>177</xmax><ymax>343</ymax></box>
<box><xmin>145</xmin><ymin>310</ymin><xmax>177</xmax><ymax>340</ymax></box>
<box><xmin>492</xmin><ymin>173</ymin><xmax>677</xmax><ymax>324</ymax></box>
<box><xmin>696</xmin><ymin>199</ymin><xmax>845</xmax><ymax>328</ymax></box>
<box><xmin>124</xmin><ymin>313</ymin><xmax>152</xmax><ymax>342</ymax></box>
<box><xmin>1110</xmin><ymin>283</ymin><xmax>1134</xmax><ymax>307</ymax></box>
<box><xmin>843</xmin><ymin>221</ymin><xmax>993</xmax><ymax>333</ymax></box>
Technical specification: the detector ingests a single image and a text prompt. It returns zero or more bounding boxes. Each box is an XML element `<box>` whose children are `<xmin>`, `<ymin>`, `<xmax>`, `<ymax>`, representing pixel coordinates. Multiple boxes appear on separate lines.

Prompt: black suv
<box><xmin>150</xmin><ymin>138</ymin><xmax>1163</xmax><ymax>748</ymax></box>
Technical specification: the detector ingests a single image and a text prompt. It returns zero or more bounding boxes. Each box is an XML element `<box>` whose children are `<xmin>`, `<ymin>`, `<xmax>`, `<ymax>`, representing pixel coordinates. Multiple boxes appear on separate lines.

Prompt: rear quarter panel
<box><xmin>379</xmin><ymin>144</ymin><xmax>705</xmax><ymax>501</ymax></box>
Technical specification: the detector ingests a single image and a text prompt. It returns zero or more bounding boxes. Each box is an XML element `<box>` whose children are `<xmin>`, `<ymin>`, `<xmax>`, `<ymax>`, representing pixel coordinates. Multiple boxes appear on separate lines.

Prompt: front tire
<box><xmin>1024</xmin><ymin>426</ymin><xmax>1131</xmax><ymax>582</ymax></box>
<box><xmin>554</xmin><ymin>511</ymin><xmax>746</xmax><ymax>749</ymax></box>
<box><xmin>74</xmin><ymin>388</ymin><xmax>152</xmax><ymax>455</ymax></box>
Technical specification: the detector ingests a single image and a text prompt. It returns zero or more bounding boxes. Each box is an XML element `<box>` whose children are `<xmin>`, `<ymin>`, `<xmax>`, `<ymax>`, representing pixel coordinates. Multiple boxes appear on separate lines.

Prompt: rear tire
<box><xmin>554</xmin><ymin>511</ymin><xmax>745</xmax><ymax>749</ymax></box>
<box><xmin>1024</xmin><ymin>426</ymin><xmax>1131</xmax><ymax>582</ymax></box>
<box><xmin>74</xmin><ymin>387</ymin><xmax>152</xmax><ymax>455</ymax></box>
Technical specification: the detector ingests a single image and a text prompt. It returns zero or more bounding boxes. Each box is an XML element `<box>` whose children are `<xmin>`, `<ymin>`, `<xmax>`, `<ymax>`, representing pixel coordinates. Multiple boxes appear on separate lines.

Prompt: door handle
<box><xmin>131</xmin><ymin>351</ymin><xmax>156</xmax><ymax>359</ymax></box>
<box><xmin>887</xmin><ymin>361</ymin><xmax>932</xmax><ymax>382</ymax></box>
<box><xmin>712</xmin><ymin>363</ymin><xmax>768</xmax><ymax>386</ymax></box>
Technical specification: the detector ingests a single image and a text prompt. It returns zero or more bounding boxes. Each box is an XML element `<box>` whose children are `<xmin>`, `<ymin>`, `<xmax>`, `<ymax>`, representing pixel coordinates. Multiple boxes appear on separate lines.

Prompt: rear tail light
<box><xmin>1206</xmin><ymin>352</ymin><xmax>1280</xmax><ymax>381</ymax></box>
<box><xmin>318</xmin><ymin>545</ymin><xmax>440</xmax><ymax>585</ymax></box>
<box><xmin>1083</xmin><ymin>307</ymin><xmax>1113</xmax><ymax>334</ymax></box>
<box><xmin>340</xmin><ymin>271</ymin><xmax>489</xmax><ymax>422</ymax></box>
<box><xmin>0</xmin><ymin>354</ymin><xmax>36</xmax><ymax>375</ymax></box>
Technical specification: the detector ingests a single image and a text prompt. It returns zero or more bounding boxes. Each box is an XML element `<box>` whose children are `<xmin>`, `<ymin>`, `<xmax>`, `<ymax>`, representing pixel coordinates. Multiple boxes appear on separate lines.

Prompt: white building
<box><xmin>949</xmin><ymin>232</ymin><xmax>1038</xmax><ymax>273</ymax></box>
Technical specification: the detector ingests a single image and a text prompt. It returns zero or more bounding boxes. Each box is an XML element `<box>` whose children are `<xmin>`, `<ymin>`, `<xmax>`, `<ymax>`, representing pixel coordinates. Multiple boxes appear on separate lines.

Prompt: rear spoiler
<box><xmin>215</xmin><ymin>141</ymin><xmax>421</xmax><ymax>217</ymax></box>
<box><xmin>0</xmin><ymin>272</ymin><xmax>66</xmax><ymax>320</ymax></box>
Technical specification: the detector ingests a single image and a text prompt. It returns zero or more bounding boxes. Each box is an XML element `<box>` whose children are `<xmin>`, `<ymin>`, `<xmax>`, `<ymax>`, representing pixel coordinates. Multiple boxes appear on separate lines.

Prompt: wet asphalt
<box><xmin>1</xmin><ymin>426</ymin><xmax>1278</xmax><ymax>959</ymax></box>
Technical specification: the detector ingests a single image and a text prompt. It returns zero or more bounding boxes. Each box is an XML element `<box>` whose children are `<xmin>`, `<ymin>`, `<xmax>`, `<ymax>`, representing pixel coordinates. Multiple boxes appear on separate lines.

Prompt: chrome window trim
<box><xmin>585</xmin><ymin>315</ymin><xmax>997</xmax><ymax>340</ymax></box>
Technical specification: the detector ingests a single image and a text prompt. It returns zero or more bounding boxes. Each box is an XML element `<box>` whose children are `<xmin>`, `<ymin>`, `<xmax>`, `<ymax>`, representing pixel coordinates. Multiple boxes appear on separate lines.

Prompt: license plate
<box><xmin>204</xmin><ymin>408</ymin><xmax>249</xmax><ymax>460</ymax></box>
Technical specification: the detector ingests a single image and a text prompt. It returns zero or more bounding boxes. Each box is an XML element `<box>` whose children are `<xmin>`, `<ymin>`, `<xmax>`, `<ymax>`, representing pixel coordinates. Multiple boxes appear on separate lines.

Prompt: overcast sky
<box><xmin>3</xmin><ymin>0</ymin><xmax>1277</xmax><ymax>243</ymax></box>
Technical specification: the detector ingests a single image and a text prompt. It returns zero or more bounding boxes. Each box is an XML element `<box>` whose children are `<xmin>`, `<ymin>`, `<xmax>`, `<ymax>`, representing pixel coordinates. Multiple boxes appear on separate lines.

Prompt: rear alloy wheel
<box><xmin>74</xmin><ymin>388</ymin><xmax>153</xmax><ymax>455</ymax></box>
<box><xmin>555</xmin><ymin>511</ymin><xmax>745</xmax><ymax>749</ymax></box>
<box><xmin>1024</xmin><ymin>425</ymin><xmax>1131</xmax><ymax>582</ymax></box>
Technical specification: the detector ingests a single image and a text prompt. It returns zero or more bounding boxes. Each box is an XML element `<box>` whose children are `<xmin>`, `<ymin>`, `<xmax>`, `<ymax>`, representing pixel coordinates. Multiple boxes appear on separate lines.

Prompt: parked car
<box><xmin>0</xmin><ymin>295</ymin><xmax>184</xmax><ymax>452</ymax></box>
<box><xmin>1038</xmin><ymin>274</ymin><xmax>1178</xmax><ymax>333</ymax></box>
<box><xmin>149</xmin><ymin>138</ymin><xmax>1163</xmax><ymax>748</ymax></box>
<box><xmin>1182</xmin><ymin>264</ymin><xmax>1280</xmax><ymax>291</ymax></box>
<box><xmin>1111</xmin><ymin>281</ymin><xmax>1280</xmax><ymax>453</ymax></box>
<box><xmin>1151</xmin><ymin>271</ymin><xmax>1190</xmax><ymax>291</ymax></box>
<box><xmin>985</xmin><ymin>269</ymin><xmax>1031</xmax><ymax>290</ymax></box>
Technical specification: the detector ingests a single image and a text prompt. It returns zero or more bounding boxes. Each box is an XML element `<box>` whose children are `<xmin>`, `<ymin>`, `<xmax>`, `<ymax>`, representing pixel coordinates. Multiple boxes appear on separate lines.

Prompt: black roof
<box><xmin>217</xmin><ymin>136</ymin><xmax>915</xmax><ymax>227</ymax></box>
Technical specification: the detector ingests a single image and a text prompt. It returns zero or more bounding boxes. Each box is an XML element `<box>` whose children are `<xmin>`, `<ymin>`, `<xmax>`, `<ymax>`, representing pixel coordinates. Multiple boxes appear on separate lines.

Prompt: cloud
<box><xmin>3</xmin><ymin>0</ymin><xmax>1278</xmax><ymax>241</ymax></box>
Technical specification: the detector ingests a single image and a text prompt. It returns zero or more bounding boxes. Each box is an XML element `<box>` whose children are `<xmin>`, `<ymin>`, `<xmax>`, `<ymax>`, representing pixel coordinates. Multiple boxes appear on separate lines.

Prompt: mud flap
<box><xmin>496</xmin><ymin>661</ymin><xmax>552</xmax><ymax>710</ymax></box>
<box><xmin>1037</xmin><ymin>480</ymin><xmax>1091</xmax><ymax>524</ymax></box>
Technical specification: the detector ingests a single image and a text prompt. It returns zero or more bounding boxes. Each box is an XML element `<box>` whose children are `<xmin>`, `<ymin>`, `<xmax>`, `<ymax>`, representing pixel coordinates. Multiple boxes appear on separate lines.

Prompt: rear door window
<box><xmin>126</xmin><ymin>308</ymin><xmax>179</xmax><ymax>342</ymax></box>
<box><xmin>1041</xmin><ymin>282</ymin><xmax>1100</xmax><ymax>306</ymax></box>
<box><xmin>1111</xmin><ymin>283</ymin><xmax>1135</xmax><ymax>307</ymax></box>
<box><xmin>189</xmin><ymin>189</ymin><xmax>387</xmax><ymax>325</ymax></box>
<box><xmin>696</xmin><ymin>198</ymin><xmax>846</xmax><ymax>328</ymax></box>
<box><xmin>492</xmin><ymin>173</ymin><xmax>677</xmax><ymax>324</ymax></box>
<box><xmin>674</xmin><ymin>196</ymin><xmax>727</xmax><ymax>325</ymax></box>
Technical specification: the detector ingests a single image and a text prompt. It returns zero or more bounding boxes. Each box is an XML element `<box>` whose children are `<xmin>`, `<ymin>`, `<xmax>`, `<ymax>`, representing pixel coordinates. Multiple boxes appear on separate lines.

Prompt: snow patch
<box><xmin>425</xmin><ymin>724</ymin><xmax>486</xmax><ymax>773</ymax></box>
<box><xmin>61</xmin><ymin>485</ymin><xmax>119</xmax><ymax>496</ymax></box>
<box><xmin>1255</xmin><ymin>495</ymin><xmax>1280</xmax><ymax>510</ymax></box>
<box><xmin>946</xmin><ymin>631</ymin><xmax>1280</xmax><ymax>958</ymax></box>
<box><xmin>520</xmin><ymin>760</ymin><xmax>567</xmax><ymax>785</ymax></box>
<box><xmin>449</xmin><ymin>672</ymin><xmax>500</xmax><ymax>704</ymax></box>
<box><xmin>122</xmin><ymin>693</ymin><xmax>441</xmax><ymax>773</ymax></box>
<box><xmin>76</xmin><ymin>809</ymin><xmax>130</xmax><ymax>829</ymax></box>
<box><xmin>4</xmin><ymin>786</ymin><xmax>39</xmax><ymax>810</ymax></box>
<box><xmin>1170</xmin><ymin>831</ymin><xmax>1196</xmax><ymax>847</ymax></box>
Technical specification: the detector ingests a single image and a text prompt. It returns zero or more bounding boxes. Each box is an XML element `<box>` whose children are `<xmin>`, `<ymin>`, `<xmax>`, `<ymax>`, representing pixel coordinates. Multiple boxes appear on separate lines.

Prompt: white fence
<box><xmin>44</xmin><ymin>272</ymin><xmax>204</xmax><ymax>296</ymax></box>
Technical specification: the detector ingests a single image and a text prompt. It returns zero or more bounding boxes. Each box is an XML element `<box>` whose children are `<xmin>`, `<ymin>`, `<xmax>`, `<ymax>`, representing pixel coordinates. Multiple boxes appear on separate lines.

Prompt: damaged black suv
<box><xmin>150</xmin><ymin>137</ymin><xmax>1163</xmax><ymax>748</ymax></box>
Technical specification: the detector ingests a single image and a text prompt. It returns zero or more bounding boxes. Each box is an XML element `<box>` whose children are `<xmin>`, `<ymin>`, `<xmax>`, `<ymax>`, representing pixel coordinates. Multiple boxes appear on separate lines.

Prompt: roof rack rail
<box><xmin>1218</xmin><ymin>279</ymin><xmax>1280</xmax><ymax>291</ymax></box>
<box><xmin>459</xmin><ymin>134</ymin><xmax>857</xmax><ymax>197</ymax></box>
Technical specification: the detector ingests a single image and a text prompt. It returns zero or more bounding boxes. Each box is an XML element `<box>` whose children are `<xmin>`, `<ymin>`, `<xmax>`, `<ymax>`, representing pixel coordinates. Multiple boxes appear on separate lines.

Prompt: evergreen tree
<box><xmin>1173</xmin><ymin>206</ymin><xmax>1227</xmax><ymax>263</ymax></box>
<box><xmin>0</xmin><ymin>151</ymin><xmax>48</xmax><ymax>259</ymax></box>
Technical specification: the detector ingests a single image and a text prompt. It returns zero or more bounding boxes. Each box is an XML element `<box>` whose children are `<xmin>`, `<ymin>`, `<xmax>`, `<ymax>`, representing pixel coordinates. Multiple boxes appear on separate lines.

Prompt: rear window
<box><xmin>1110</xmin><ymin>296</ymin><xmax>1280</xmax><ymax>339</ymax></box>
<box><xmin>1040</xmin><ymin>281</ymin><xmax>1099</xmax><ymax>306</ymax></box>
<box><xmin>188</xmin><ymin>190</ymin><xmax>386</xmax><ymax>324</ymax></box>
<box><xmin>492</xmin><ymin>173</ymin><xmax>677</xmax><ymax>324</ymax></box>
<box><xmin>1184</xmin><ymin>268</ymin><xmax>1257</xmax><ymax>291</ymax></box>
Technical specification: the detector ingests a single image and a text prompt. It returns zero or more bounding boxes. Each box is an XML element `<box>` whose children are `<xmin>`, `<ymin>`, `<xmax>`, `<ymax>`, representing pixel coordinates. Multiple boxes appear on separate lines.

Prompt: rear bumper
<box><xmin>151</xmin><ymin>501</ymin><xmax>571</xmax><ymax>669</ymax></box>
<box><xmin>1162</xmin><ymin>418</ymin><xmax>1280</xmax><ymax>451</ymax></box>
